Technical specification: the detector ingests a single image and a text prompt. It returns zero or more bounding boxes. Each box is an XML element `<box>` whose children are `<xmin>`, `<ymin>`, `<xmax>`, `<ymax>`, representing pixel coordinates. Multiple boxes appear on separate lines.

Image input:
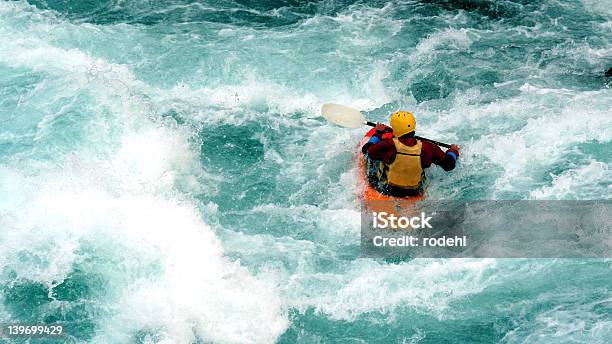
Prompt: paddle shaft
<box><xmin>365</xmin><ymin>121</ymin><xmax>451</xmax><ymax>148</ymax></box>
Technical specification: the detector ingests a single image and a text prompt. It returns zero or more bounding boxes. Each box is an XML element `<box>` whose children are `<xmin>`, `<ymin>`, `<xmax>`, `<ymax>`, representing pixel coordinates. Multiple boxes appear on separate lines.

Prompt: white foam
<box><xmin>411</xmin><ymin>28</ymin><xmax>476</xmax><ymax>63</ymax></box>
<box><xmin>163</xmin><ymin>81</ymin><xmax>321</xmax><ymax>124</ymax></box>
<box><xmin>453</xmin><ymin>86</ymin><xmax>611</xmax><ymax>198</ymax></box>
<box><xmin>530</xmin><ymin>161</ymin><xmax>611</xmax><ymax>199</ymax></box>
<box><xmin>0</xmin><ymin>5</ymin><xmax>288</xmax><ymax>341</ymax></box>
<box><xmin>519</xmin><ymin>82</ymin><xmax>575</xmax><ymax>95</ymax></box>
<box><xmin>285</xmin><ymin>259</ymin><xmax>499</xmax><ymax>321</ymax></box>
<box><xmin>1</xmin><ymin>135</ymin><xmax>288</xmax><ymax>342</ymax></box>
<box><xmin>581</xmin><ymin>0</ymin><xmax>612</xmax><ymax>17</ymax></box>
<box><xmin>503</xmin><ymin>296</ymin><xmax>612</xmax><ymax>343</ymax></box>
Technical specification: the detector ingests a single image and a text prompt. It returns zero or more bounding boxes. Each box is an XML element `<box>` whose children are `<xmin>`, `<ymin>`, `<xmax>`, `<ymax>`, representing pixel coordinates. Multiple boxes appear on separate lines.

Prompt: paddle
<box><xmin>321</xmin><ymin>103</ymin><xmax>452</xmax><ymax>148</ymax></box>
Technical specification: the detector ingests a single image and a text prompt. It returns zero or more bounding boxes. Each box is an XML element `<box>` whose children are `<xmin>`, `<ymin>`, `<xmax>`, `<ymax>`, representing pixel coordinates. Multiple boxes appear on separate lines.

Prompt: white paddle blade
<box><xmin>321</xmin><ymin>103</ymin><xmax>366</xmax><ymax>128</ymax></box>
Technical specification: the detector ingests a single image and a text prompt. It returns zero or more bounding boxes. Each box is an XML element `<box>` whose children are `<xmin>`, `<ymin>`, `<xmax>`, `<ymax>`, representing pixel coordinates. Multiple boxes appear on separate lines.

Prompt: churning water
<box><xmin>0</xmin><ymin>0</ymin><xmax>610</xmax><ymax>343</ymax></box>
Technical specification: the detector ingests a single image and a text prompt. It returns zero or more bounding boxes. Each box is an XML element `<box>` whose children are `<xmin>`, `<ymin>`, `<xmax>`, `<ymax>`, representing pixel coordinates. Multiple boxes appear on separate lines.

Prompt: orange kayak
<box><xmin>356</xmin><ymin>128</ymin><xmax>424</xmax><ymax>203</ymax></box>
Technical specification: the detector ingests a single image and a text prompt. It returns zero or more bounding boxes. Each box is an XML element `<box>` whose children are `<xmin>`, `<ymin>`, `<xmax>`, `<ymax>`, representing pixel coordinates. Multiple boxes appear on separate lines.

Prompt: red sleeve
<box><xmin>422</xmin><ymin>141</ymin><xmax>457</xmax><ymax>171</ymax></box>
<box><xmin>428</xmin><ymin>142</ymin><xmax>447</xmax><ymax>164</ymax></box>
<box><xmin>367</xmin><ymin>138</ymin><xmax>397</xmax><ymax>164</ymax></box>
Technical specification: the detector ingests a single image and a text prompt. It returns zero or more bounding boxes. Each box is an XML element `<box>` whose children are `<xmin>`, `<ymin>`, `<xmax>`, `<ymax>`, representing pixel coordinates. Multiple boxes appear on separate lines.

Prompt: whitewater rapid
<box><xmin>1</xmin><ymin>0</ymin><xmax>611</xmax><ymax>343</ymax></box>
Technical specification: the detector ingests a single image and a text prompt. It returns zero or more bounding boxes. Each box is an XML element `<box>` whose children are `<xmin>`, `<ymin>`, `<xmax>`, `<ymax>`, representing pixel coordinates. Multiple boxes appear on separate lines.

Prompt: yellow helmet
<box><xmin>389</xmin><ymin>111</ymin><xmax>416</xmax><ymax>137</ymax></box>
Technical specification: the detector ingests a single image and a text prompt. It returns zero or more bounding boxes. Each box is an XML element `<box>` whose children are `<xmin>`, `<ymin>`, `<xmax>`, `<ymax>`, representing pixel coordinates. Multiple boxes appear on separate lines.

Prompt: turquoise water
<box><xmin>0</xmin><ymin>0</ymin><xmax>611</xmax><ymax>342</ymax></box>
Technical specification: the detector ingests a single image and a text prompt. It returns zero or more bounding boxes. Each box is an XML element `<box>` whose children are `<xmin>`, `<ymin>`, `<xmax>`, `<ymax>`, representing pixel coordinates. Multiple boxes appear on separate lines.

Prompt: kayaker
<box><xmin>361</xmin><ymin>111</ymin><xmax>460</xmax><ymax>197</ymax></box>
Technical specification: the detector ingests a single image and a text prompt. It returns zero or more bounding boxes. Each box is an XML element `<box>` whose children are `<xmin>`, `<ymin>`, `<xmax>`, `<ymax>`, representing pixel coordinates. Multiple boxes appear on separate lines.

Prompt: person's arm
<box><xmin>366</xmin><ymin>138</ymin><xmax>398</xmax><ymax>164</ymax></box>
<box><xmin>430</xmin><ymin>142</ymin><xmax>460</xmax><ymax>171</ymax></box>
<box><xmin>361</xmin><ymin>123</ymin><xmax>392</xmax><ymax>154</ymax></box>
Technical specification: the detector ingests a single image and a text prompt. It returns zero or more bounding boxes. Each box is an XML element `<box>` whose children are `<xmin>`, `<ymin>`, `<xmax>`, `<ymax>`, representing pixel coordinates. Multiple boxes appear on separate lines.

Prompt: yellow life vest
<box><xmin>381</xmin><ymin>138</ymin><xmax>424</xmax><ymax>189</ymax></box>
